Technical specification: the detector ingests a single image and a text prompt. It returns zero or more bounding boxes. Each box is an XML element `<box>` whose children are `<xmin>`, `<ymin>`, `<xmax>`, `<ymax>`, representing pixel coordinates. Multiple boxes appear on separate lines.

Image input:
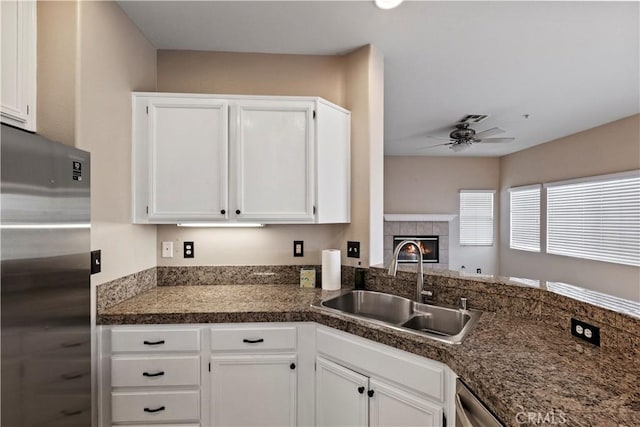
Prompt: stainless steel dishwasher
<box><xmin>456</xmin><ymin>379</ymin><xmax>504</xmax><ymax>427</ymax></box>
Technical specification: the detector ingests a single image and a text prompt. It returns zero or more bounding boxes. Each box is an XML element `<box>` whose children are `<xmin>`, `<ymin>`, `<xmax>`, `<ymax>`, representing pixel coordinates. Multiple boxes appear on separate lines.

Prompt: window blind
<box><xmin>509</xmin><ymin>185</ymin><xmax>541</xmax><ymax>252</ymax></box>
<box><xmin>459</xmin><ymin>190</ymin><xmax>494</xmax><ymax>246</ymax></box>
<box><xmin>546</xmin><ymin>172</ymin><xmax>640</xmax><ymax>267</ymax></box>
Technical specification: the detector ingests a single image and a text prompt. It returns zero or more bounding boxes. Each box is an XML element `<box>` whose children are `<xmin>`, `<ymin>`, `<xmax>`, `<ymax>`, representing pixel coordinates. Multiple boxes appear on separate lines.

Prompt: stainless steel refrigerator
<box><xmin>1</xmin><ymin>124</ymin><xmax>91</xmax><ymax>426</ymax></box>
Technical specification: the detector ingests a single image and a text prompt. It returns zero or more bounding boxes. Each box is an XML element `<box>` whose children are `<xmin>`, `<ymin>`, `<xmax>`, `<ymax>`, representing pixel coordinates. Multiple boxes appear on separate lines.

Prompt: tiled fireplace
<box><xmin>383</xmin><ymin>218</ymin><xmax>451</xmax><ymax>270</ymax></box>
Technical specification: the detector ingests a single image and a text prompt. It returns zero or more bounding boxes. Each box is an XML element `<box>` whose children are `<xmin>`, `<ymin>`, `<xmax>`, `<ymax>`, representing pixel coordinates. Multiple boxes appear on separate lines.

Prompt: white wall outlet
<box><xmin>162</xmin><ymin>241</ymin><xmax>174</xmax><ymax>258</ymax></box>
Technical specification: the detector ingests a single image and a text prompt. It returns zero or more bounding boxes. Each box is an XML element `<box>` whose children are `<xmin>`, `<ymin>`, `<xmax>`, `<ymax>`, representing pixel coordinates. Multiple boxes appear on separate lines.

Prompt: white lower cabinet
<box><xmin>210</xmin><ymin>354</ymin><xmax>297</xmax><ymax>426</ymax></box>
<box><xmin>101</xmin><ymin>325</ymin><xmax>202</xmax><ymax>427</ymax></box>
<box><xmin>100</xmin><ymin>323</ymin><xmax>451</xmax><ymax>427</ymax></box>
<box><xmin>369</xmin><ymin>378</ymin><xmax>443</xmax><ymax>427</ymax></box>
<box><xmin>316</xmin><ymin>356</ymin><xmax>369</xmax><ymax>427</ymax></box>
<box><xmin>316</xmin><ymin>326</ymin><xmax>446</xmax><ymax>427</ymax></box>
<box><xmin>315</xmin><ymin>357</ymin><xmax>443</xmax><ymax>427</ymax></box>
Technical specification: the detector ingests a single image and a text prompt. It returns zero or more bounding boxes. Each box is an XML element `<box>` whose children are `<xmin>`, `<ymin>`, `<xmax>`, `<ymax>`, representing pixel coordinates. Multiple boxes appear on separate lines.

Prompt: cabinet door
<box><xmin>315</xmin><ymin>356</ymin><xmax>368</xmax><ymax>427</ymax></box>
<box><xmin>1</xmin><ymin>0</ymin><xmax>36</xmax><ymax>131</ymax></box>
<box><xmin>233</xmin><ymin>100</ymin><xmax>314</xmax><ymax>221</ymax></box>
<box><xmin>147</xmin><ymin>97</ymin><xmax>228</xmax><ymax>222</ymax></box>
<box><xmin>369</xmin><ymin>378</ymin><xmax>443</xmax><ymax>427</ymax></box>
<box><xmin>210</xmin><ymin>354</ymin><xmax>297</xmax><ymax>427</ymax></box>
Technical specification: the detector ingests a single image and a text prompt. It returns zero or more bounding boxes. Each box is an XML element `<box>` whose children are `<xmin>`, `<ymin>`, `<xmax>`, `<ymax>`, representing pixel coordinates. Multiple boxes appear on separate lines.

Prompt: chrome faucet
<box><xmin>388</xmin><ymin>240</ymin><xmax>425</xmax><ymax>303</ymax></box>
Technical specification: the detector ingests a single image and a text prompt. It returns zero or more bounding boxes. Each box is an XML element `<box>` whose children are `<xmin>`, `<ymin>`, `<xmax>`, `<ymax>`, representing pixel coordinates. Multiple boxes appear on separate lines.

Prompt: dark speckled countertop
<box><xmin>98</xmin><ymin>285</ymin><xmax>640</xmax><ymax>427</ymax></box>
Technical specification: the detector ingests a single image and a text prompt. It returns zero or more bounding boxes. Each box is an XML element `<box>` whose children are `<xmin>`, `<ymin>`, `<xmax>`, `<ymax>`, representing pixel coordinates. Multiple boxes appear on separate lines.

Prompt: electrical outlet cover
<box><xmin>183</xmin><ymin>241</ymin><xmax>195</xmax><ymax>258</ymax></box>
<box><xmin>571</xmin><ymin>318</ymin><xmax>600</xmax><ymax>346</ymax></box>
<box><xmin>347</xmin><ymin>241</ymin><xmax>360</xmax><ymax>258</ymax></box>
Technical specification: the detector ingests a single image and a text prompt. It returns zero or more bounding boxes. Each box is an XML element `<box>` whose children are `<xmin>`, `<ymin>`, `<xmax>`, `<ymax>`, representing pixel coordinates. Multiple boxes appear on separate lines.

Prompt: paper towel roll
<box><xmin>322</xmin><ymin>249</ymin><xmax>341</xmax><ymax>290</ymax></box>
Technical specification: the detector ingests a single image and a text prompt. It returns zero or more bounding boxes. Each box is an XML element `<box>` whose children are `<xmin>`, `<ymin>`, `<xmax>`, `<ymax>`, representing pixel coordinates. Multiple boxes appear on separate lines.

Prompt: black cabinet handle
<box><xmin>367</xmin><ymin>390</ymin><xmax>375</xmax><ymax>397</ymax></box>
<box><xmin>143</xmin><ymin>371</ymin><xmax>165</xmax><ymax>377</ymax></box>
<box><xmin>60</xmin><ymin>342</ymin><xmax>82</xmax><ymax>348</ymax></box>
<box><xmin>61</xmin><ymin>409</ymin><xmax>82</xmax><ymax>417</ymax></box>
<box><xmin>358</xmin><ymin>386</ymin><xmax>365</xmax><ymax>394</ymax></box>
<box><xmin>221</xmin><ymin>209</ymin><xmax>226</xmax><ymax>215</ymax></box>
<box><xmin>290</xmin><ymin>363</ymin><xmax>296</xmax><ymax>370</ymax></box>
<box><xmin>242</xmin><ymin>338</ymin><xmax>264</xmax><ymax>344</ymax></box>
<box><xmin>143</xmin><ymin>340</ymin><xmax>165</xmax><ymax>346</ymax></box>
<box><xmin>61</xmin><ymin>372</ymin><xmax>84</xmax><ymax>380</ymax></box>
<box><xmin>144</xmin><ymin>406</ymin><xmax>165</xmax><ymax>413</ymax></box>
<box><xmin>235</xmin><ymin>209</ymin><xmax>241</xmax><ymax>215</ymax></box>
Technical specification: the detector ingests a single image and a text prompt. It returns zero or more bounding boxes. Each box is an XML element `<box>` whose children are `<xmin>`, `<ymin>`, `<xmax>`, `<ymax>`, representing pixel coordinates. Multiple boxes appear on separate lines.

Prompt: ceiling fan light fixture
<box><xmin>450</xmin><ymin>143</ymin><xmax>470</xmax><ymax>153</ymax></box>
<box><xmin>374</xmin><ymin>0</ymin><xmax>404</xmax><ymax>10</ymax></box>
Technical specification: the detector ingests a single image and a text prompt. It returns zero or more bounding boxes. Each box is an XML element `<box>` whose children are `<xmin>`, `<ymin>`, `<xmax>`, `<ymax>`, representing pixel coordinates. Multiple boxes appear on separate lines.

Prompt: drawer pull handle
<box><xmin>143</xmin><ymin>340</ymin><xmax>165</xmax><ymax>346</ymax></box>
<box><xmin>367</xmin><ymin>390</ymin><xmax>375</xmax><ymax>397</ymax></box>
<box><xmin>143</xmin><ymin>371</ymin><xmax>165</xmax><ymax>377</ymax></box>
<box><xmin>61</xmin><ymin>409</ymin><xmax>83</xmax><ymax>417</ymax></box>
<box><xmin>61</xmin><ymin>372</ymin><xmax>84</xmax><ymax>380</ymax></box>
<box><xmin>242</xmin><ymin>338</ymin><xmax>264</xmax><ymax>344</ymax></box>
<box><xmin>290</xmin><ymin>363</ymin><xmax>296</xmax><ymax>370</ymax></box>
<box><xmin>61</xmin><ymin>342</ymin><xmax>83</xmax><ymax>348</ymax></box>
<box><xmin>144</xmin><ymin>406</ymin><xmax>166</xmax><ymax>413</ymax></box>
<box><xmin>358</xmin><ymin>386</ymin><xmax>365</xmax><ymax>394</ymax></box>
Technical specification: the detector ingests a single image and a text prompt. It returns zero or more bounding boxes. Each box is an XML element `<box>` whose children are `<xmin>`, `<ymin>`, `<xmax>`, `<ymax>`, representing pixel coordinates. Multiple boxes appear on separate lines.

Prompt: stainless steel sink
<box><xmin>314</xmin><ymin>290</ymin><xmax>481</xmax><ymax>344</ymax></box>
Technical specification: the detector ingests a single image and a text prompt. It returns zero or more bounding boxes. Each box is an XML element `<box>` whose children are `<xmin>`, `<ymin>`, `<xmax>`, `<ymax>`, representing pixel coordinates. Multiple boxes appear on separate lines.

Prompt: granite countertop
<box><xmin>99</xmin><ymin>284</ymin><xmax>640</xmax><ymax>427</ymax></box>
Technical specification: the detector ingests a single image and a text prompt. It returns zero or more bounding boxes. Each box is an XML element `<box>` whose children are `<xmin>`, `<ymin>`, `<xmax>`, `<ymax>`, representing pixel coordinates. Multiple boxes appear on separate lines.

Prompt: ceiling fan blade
<box><xmin>417</xmin><ymin>142</ymin><xmax>452</xmax><ymax>150</ymax></box>
<box><xmin>478</xmin><ymin>137</ymin><xmax>515</xmax><ymax>144</ymax></box>
<box><xmin>425</xmin><ymin>135</ymin><xmax>451</xmax><ymax>141</ymax></box>
<box><xmin>473</xmin><ymin>127</ymin><xmax>504</xmax><ymax>139</ymax></box>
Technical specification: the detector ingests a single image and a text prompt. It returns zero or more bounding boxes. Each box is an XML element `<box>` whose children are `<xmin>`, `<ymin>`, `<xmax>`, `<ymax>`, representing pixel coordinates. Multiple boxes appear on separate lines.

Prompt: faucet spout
<box><xmin>387</xmin><ymin>240</ymin><xmax>424</xmax><ymax>303</ymax></box>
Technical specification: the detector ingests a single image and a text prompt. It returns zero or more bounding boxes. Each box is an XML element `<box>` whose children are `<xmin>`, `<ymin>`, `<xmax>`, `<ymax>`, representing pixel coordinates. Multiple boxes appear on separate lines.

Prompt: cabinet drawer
<box><xmin>210</xmin><ymin>326</ymin><xmax>296</xmax><ymax>352</ymax></box>
<box><xmin>111</xmin><ymin>328</ymin><xmax>200</xmax><ymax>353</ymax></box>
<box><xmin>316</xmin><ymin>327</ymin><xmax>445</xmax><ymax>402</ymax></box>
<box><xmin>112</xmin><ymin>356</ymin><xmax>200</xmax><ymax>387</ymax></box>
<box><xmin>111</xmin><ymin>390</ymin><xmax>199</xmax><ymax>423</ymax></box>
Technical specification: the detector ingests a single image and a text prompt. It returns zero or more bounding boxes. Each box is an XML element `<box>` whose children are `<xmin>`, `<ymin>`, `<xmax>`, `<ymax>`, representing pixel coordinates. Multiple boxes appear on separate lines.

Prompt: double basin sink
<box><xmin>314</xmin><ymin>290</ymin><xmax>481</xmax><ymax>344</ymax></box>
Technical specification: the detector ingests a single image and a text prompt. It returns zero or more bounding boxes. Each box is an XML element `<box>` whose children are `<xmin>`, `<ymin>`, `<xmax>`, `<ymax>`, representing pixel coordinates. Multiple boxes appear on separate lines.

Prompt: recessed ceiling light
<box><xmin>375</xmin><ymin>0</ymin><xmax>404</xmax><ymax>10</ymax></box>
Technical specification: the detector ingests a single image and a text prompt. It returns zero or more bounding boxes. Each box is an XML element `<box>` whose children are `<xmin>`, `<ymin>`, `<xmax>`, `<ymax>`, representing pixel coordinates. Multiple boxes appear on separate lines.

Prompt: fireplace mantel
<box><xmin>383</xmin><ymin>214</ymin><xmax>457</xmax><ymax>222</ymax></box>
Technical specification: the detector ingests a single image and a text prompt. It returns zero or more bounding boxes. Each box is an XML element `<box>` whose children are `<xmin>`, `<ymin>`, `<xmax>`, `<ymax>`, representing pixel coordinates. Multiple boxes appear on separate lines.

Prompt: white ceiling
<box><xmin>118</xmin><ymin>1</ymin><xmax>640</xmax><ymax>157</ymax></box>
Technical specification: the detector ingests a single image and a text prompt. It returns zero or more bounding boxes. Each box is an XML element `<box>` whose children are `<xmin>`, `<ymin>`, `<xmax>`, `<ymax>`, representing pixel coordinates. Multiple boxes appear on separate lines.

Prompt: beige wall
<box><xmin>499</xmin><ymin>114</ymin><xmax>640</xmax><ymax>301</ymax></box>
<box><xmin>37</xmin><ymin>0</ymin><xmax>157</xmax><ymax>285</ymax></box>
<box><xmin>75</xmin><ymin>1</ymin><xmax>158</xmax><ymax>286</ymax></box>
<box><xmin>384</xmin><ymin>156</ymin><xmax>501</xmax><ymax>273</ymax></box>
<box><xmin>367</xmin><ymin>46</ymin><xmax>385</xmax><ymax>266</ymax></box>
<box><xmin>37</xmin><ymin>0</ymin><xmax>77</xmax><ymax>147</ymax></box>
<box><xmin>158</xmin><ymin>50</ymin><xmax>345</xmax><ymax>106</ymax></box>
<box><xmin>156</xmin><ymin>47</ymin><xmax>382</xmax><ymax>268</ymax></box>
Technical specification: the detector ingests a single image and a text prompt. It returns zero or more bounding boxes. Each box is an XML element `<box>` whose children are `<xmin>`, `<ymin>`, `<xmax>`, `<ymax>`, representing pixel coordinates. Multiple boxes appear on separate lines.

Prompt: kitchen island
<box><xmin>99</xmin><ymin>284</ymin><xmax>640</xmax><ymax>427</ymax></box>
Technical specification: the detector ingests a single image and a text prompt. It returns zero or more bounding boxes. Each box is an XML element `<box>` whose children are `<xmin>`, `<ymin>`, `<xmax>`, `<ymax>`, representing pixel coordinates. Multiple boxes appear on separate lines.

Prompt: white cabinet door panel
<box><xmin>315</xmin><ymin>356</ymin><xmax>368</xmax><ymax>427</ymax></box>
<box><xmin>234</xmin><ymin>101</ymin><xmax>314</xmax><ymax>221</ymax></box>
<box><xmin>210</xmin><ymin>354</ymin><xmax>297</xmax><ymax>427</ymax></box>
<box><xmin>369</xmin><ymin>378</ymin><xmax>443</xmax><ymax>427</ymax></box>
<box><xmin>148</xmin><ymin>98</ymin><xmax>228</xmax><ymax>221</ymax></box>
<box><xmin>1</xmin><ymin>0</ymin><xmax>36</xmax><ymax>131</ymax></box>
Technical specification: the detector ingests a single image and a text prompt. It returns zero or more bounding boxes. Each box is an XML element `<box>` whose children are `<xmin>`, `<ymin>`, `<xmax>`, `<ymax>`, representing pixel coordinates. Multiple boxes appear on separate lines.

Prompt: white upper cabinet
<box><xmin>133</xmin><ymin>96</ymin><xmax>229</xmax><ymax>222</ymax></box>
<box><xmin>132</xmin><ymin>93</ymin><xmax>350</xmax><ymax>224</ymax></box>
<box><xmin>233</xmin><ymin>100</ymin><xmax>314</xmax><ymax>222</ymax></box>
<box><xmin>1</xmin><ymin>0</ymin><xmax>36</xmax><ymax>131</ymax></box>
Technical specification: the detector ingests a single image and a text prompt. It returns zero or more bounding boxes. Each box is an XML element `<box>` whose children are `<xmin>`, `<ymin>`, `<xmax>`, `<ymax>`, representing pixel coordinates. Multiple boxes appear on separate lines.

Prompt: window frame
<box><xmin>459</xmin><ymin>189</ymin><xmax>495</xmax><ymax>247</ymax></box>
<box><xmin>509</xmin><ymin>184</ymin><xmax>541</xmax><ymax>252</ymax></box>
<box><xmin>544</xmin><ymin>170</ymin><xmax>640</xmax><ymax>267</ymax></box>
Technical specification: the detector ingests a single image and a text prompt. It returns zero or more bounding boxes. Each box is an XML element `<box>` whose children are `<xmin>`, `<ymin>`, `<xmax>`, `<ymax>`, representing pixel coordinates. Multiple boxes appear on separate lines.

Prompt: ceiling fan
<box><xmin>422</xmin><ymin>122</ymin><xmax>515</xmax><ymax>152</ymax></box>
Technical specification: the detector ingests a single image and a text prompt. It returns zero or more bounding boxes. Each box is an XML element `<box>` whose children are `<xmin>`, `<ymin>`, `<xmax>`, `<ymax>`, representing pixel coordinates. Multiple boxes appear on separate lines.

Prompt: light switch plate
<box><xmin>162</xmin><ymin>241</ymin><xmax>174</xmax><ymax>258</ymax></box>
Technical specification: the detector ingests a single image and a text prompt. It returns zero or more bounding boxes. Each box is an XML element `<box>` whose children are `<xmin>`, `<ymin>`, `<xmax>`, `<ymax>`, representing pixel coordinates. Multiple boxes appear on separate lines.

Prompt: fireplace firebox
<box><xmin>393</xmin><ymin>236</ymin><xmax>439</xmax><ymax>263</ymax></box>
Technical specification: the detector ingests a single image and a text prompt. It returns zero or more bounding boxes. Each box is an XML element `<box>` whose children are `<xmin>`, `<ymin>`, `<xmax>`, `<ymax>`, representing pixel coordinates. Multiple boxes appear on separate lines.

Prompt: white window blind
<box><xmin>546</xmin><ymin>171</ymin><xmax>640</xmax><ymax>267</ymax></box>
<box><xmin>459</xmin><ymin>190</ymin><xmax>494</xmax><ymax>246</ymax></box>
<box><xmin>509</xmin><ymin>185</ymin><xmax>541</xmax><ymax>252</ymax></box>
